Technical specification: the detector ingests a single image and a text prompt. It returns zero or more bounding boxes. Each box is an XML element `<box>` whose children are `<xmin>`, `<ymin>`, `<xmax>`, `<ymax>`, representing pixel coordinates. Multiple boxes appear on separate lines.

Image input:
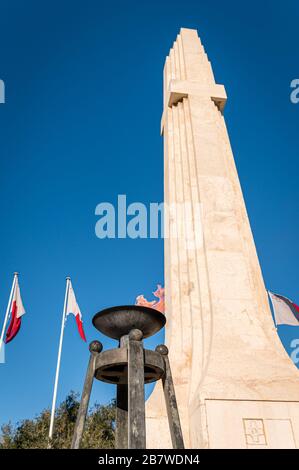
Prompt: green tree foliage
<box><xmin>0</xmin><ymin>391</ymin><xmax>115</xmax><ymax>449</ymax></box>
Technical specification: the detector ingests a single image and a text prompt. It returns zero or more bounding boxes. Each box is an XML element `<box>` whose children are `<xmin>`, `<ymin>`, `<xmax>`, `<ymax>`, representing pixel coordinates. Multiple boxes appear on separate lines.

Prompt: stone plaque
<box><xmin>243</xmin><ymin>419</ymin><xmax>266</xmax><ymax>446</ymax></box>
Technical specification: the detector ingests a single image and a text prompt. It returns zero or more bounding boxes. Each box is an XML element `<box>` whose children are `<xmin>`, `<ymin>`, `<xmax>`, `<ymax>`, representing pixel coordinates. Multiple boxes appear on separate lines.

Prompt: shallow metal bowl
<box><xmin>92</xmin><ymin>305</ymin><xmax>166</xmax><ymax>340</ymax></box>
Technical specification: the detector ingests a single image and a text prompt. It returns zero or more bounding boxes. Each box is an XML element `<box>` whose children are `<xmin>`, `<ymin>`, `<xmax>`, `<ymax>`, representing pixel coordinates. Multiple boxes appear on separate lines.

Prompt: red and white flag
<box><xmin>5</xmin><ymin>277</ymin><xmax>25</xmax><ymax>343</ymax></box>
<box><xmin>268</xmin><ymin>291</ymin><xmax>299</xmax><ymax>326</ymax></box>
<box><xmin>66</xmin><ymin>281</ymin><xmax>86</xmax><ymax>341</ymax></box>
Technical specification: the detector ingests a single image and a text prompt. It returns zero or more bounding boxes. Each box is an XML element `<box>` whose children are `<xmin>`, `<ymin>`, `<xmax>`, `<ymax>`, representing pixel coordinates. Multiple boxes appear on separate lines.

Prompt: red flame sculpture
<box><xmin>135</xmin><ymin>284</ymin><xmax>165</xmax><ymax>314</ymax></box>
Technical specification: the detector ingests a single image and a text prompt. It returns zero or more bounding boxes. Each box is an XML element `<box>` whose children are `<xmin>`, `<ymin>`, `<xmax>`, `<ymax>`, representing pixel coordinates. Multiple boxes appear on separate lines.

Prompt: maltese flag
<box><xmin>66</xmin><ymin>281</ymin><xmax>86</xmax><ymax>341</ymax></box>
<box><xmin>6</xmin><ymin>277</ymin><xmax>25</xmax><ymax>344</ymax></box>
<box><xmin>268</xmin><ymin>291</ymin><xmax>299</xmax><ymax>326</ymax></box>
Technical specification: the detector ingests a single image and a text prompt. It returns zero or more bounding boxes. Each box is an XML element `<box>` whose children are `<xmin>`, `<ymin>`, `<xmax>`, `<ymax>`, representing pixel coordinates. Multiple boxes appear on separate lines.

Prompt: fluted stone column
<box><xmin>146</xmin><ymin>27</ymin><xmax>299</xmax><ymax>449</ymax></box>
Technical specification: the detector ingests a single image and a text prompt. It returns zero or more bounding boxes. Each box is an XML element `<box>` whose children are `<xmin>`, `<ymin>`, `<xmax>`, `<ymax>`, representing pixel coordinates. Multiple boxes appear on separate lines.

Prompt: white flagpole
<box><xmin>0</xmin><ymin>272</ymin><xmax>18</xmax><ymax>353</ymax></box>
<box><xmin>48</xmin><ymin>277</ymin><xmax>70</xmax><ymax>442</ymax></box>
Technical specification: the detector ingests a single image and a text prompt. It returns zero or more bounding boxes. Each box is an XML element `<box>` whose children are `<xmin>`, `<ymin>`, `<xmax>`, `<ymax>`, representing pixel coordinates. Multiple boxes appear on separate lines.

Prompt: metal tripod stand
<box><xmin>71</xmin><ymin>305</ymin><xmax>184</xmax><ymax>449</ymax></box>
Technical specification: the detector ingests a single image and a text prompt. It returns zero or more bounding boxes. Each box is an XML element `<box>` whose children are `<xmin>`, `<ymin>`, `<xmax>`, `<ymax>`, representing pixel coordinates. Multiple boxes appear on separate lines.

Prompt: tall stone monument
<box><xmin>146</xmin><ymin>28</ymin><xmax>299</xmax><ymax>449</ymax></box>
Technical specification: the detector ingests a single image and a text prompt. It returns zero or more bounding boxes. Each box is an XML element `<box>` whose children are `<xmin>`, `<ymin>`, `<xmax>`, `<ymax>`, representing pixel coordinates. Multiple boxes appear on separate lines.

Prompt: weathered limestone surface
<box><xmin>146</xmin><ymin>28</ymin><xmax>299</xmax><ymax>449</ymax></box>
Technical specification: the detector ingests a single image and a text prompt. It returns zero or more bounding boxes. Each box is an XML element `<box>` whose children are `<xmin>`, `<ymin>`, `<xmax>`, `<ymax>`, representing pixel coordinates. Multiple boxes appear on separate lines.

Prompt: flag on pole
<box><xmin>66</xmin><ymin>281</ymin><xmax>86</xmax><ymax>341</ymax></box>
<box><xmin>268</xmin><ymin>291</ymin><xmax>299</xmax><ymax>326</ymax></box>
<box><xmin>5</xmin><ymin>276</ymin><xmax>25</xmax><ymax>343</ymax></box>
<box><xmin>49</xmin><ymin>277</ymin><xmax>86</xmax><ymax>442</ymax></box>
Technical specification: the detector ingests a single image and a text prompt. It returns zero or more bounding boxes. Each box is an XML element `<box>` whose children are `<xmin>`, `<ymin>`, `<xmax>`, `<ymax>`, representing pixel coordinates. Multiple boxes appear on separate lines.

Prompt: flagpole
<box><xmin>0</xmin><ymin>272</ymin><xmax>18</xmax><ymax>353</ymax></box>
<box><xmin>48</xmin><ymin>277</ymin><xmax>70</xmax><ymax>442</ymax></box>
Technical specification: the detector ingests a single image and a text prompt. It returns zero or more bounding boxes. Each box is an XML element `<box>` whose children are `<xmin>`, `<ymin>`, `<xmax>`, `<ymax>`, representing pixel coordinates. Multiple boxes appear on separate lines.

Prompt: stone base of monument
<box><xmin>71</xmin><ymin>305</ymin><xmax>184</xmax><ymax>449</ymax></box>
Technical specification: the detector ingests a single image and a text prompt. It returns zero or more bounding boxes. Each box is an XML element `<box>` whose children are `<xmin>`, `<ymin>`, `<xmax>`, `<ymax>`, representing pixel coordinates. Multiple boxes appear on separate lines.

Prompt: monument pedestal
<box><xmin>146</xmin><ymin>28</ymin><xmax>299</xmax><ymax>449</ymax></box>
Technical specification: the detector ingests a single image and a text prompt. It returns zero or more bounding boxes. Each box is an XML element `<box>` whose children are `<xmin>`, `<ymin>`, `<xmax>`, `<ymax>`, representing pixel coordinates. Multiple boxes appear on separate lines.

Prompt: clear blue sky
<box><xmin>0</xmin><ymin>0</ymin><xmax>298</xmax><ymax>427</ymax></box>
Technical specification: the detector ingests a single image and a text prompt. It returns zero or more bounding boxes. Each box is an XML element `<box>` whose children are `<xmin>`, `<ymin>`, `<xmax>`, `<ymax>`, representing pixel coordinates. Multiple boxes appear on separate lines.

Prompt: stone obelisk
<box><xmin>146</xmin><ymin>28</ymin><xmax>299</xmax><ymax>449</ymax></box>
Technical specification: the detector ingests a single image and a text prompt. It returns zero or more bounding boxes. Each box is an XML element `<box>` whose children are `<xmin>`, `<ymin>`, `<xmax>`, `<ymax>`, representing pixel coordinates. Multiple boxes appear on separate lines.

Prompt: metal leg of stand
<box><xmin>115</xmin><ymin>335</ymin><xmax>129</xmax><ymax>449</ymax></box>
<box><xmin>128</xmin><ymin>329</ymin><xmax>146</xmax><ymax>449</ymax></box>
<box><xmin>156</xmin><ymin>345</ymin><xmax>184</xmax><ymax>449</ymax></box>
<box><xmin>71</xmin><ymin>341</ymin><xmax>102</xmax><ymax>449</ymax></box>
